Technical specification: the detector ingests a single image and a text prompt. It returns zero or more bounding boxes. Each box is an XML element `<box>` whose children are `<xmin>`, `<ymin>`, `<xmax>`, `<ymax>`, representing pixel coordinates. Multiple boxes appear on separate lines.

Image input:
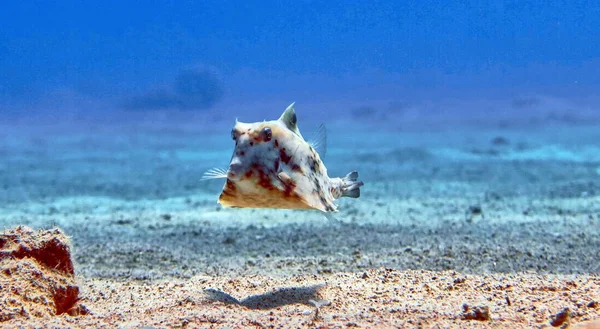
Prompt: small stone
<box><xmin>468</xmin><ymin>205</ymin><xmax>482</xmax><ymax>215</ymax></box>
<box><xmin>550</xmin><ymin>307</ymin><xmax>570</xmax><ymax>327</ymax></box>
<box><xmin>454</xmin><ymin>277</ymin><xmax>466</xmax><ymax>285</ymax></box>
<box><xmin>465</xmin><ymin>205</ymin><xmax>483</xmax><ymax>223</ymax></box>
<box><xmin>115</xmin><ymin>218</ymin><xmax>132</xmax><ymax>225</ymax></box>
<box><xmin>461</xmin><ymin>304</ymin><xmax>490</xmax><ymax>321</ymax></box>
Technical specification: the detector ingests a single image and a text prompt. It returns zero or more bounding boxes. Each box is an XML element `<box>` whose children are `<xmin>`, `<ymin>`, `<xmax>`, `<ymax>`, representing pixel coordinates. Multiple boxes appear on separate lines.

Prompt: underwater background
<box><xmin>1</xmin><ymin>1</ymin><xmax>600</xmax><ymax>282</ymax></box>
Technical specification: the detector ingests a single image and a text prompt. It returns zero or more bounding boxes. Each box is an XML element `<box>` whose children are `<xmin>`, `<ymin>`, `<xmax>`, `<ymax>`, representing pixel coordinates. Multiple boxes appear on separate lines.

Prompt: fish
<box><xmin>201</xmin><ymin>102</ymin><xmax>364</xmax><ymax>215</ymax></box>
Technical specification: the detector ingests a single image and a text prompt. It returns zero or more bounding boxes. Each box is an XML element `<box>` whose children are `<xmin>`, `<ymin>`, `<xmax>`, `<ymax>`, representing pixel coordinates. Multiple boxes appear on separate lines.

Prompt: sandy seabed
<box><xmin>1</xmin><ymin>119</ymin><xmax>600</xmax><ymax>328</ymax></box>
<box><xmin>2</xmin><ymin>232</ymin><xmax>600</xmax><ymax>329</ymax></box>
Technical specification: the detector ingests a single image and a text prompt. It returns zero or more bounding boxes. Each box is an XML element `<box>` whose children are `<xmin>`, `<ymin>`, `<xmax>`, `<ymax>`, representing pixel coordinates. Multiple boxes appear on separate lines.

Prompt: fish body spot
<box><xmin>257</xmin><ymin>170</ymin><xmax>275</xmax><ymax>190</ymax></box>
<box><xmin>222</xmin><ymin>180</ymin><xmax>237</xmax><ymax>197</ymax></box>
<box><xmin>279</xmin><ymin>147</ymin><xmax>292</xmax><ymax>164</ymax></box>
<box><xmin>319</xmin><ymin>195</ymin><xmax>327</xmax><ymax>205</ymax></box>
<box><xmin>283</xmin><ymin>179</ymin><xmax>296</xmax><ymax>197</ymax></box>
<box><xmin>291</xmin><ymin>163</ymin><xmax>303</xmax><ymax>173</ymax></box>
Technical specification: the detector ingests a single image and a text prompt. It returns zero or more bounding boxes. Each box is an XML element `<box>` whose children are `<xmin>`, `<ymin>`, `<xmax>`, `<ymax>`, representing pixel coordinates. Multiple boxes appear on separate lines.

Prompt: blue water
<box><xmin>1</xmin><ymin>2</ymin><xmax>600</xmax><ymax>279</ymax></box>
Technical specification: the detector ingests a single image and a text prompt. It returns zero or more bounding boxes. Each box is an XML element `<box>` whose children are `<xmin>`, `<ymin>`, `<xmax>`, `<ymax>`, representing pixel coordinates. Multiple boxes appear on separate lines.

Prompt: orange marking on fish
<box><xmin>257</xmin><ymin>169</ymin><xmax>275</xmax><ymax>190</ymax></box>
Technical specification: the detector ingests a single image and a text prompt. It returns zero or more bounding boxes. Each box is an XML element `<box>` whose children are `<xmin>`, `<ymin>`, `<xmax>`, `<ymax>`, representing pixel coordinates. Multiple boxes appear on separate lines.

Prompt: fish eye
<box><xmin>231</xmin><ymin>129</ymin><xmax>237</xmax><ymax>140</ymax></box>
<box><xmin>262</xmin><ymin>127</ymin><xmax>272</xmax><ymax>141</ymax></box>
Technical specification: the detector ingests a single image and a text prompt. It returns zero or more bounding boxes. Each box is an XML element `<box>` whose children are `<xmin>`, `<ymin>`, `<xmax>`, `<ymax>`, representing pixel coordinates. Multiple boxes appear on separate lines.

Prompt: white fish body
<box><xmin>202</xmin><ymin>103</ymin><xmax>363</xmax><ymax>213</ymax></box>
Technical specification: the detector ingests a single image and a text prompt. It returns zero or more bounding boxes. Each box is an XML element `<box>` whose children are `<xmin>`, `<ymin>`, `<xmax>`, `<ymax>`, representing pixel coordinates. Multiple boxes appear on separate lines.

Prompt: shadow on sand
<box><xmin>203</xmin><ymin>283</ymin><xmax>329</xmax><ymax>309</ymax></box>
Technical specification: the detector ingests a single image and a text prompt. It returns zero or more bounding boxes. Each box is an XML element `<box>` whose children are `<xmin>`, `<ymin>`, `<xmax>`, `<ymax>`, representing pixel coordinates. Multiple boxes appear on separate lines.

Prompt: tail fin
<box><xmin>341</xmin><ymin>171</ymin><xmax>363</xmax><ymax>198</ymax></box>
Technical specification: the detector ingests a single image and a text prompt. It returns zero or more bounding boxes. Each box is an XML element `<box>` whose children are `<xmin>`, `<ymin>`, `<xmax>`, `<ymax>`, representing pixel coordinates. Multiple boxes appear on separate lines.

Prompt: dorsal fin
<box><xmin>309</xmin><ymin>123</ymin><xmax>327</xmax><ymax>157</ymax></box>
<box><xmin>278</xmin><ymin>102</ymin><xmax>303</xmax><ymax>139</ymax></box>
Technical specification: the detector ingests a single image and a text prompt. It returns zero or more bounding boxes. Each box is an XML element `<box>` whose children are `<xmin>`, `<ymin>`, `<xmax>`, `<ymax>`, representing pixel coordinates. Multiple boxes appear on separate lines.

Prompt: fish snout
<box><xmin>227</xmin><ymin>158</ymin><xmax>244</xmax><ymax>179</ymax></box>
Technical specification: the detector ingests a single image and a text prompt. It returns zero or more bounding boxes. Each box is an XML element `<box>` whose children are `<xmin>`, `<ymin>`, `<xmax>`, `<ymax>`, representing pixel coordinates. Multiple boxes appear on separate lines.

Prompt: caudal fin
<box><xmin>341</xmin><ymin>171</ymin><xmax>363</xmax><ymax>198</ymax></box>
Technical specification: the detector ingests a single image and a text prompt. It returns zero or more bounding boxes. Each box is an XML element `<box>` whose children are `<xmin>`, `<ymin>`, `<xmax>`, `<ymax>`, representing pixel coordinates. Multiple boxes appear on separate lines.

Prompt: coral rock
<box><xmin>0</xmin><ymin>226</ymin><xmax>88</xmax><ymax>322</ymax></box>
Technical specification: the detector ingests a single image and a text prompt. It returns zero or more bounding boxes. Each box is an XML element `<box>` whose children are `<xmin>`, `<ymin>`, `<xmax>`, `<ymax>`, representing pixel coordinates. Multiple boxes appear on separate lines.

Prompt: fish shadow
<box><xmin>204</xmin><ymin>283</ymin><xmax>328</xmax><ymax>310</ymax></box>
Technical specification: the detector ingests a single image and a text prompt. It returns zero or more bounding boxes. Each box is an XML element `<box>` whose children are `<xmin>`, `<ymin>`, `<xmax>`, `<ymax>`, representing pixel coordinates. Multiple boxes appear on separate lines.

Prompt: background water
<box><xmin>1</xmin><ymin>1</ymin><xmax>599</xmax><ymax>280</ymax></box>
